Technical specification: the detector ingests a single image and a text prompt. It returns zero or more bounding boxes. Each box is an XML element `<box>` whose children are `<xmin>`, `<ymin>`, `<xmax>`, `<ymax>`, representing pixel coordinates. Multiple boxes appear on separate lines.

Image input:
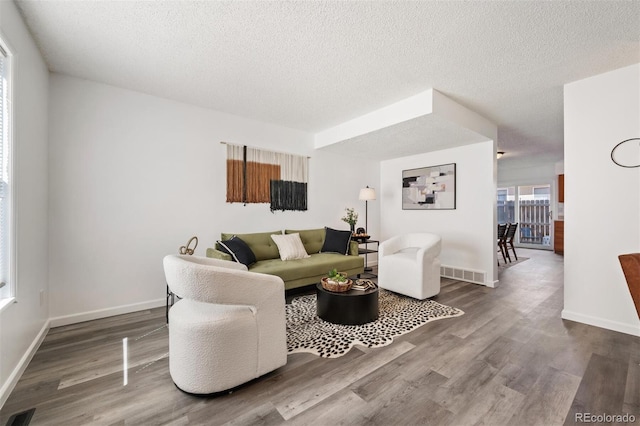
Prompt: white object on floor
<box><xmin>163</xmin><ymin>255</ymin><xmax>286</xmax><ymax>394</ymax></box>
<box><xmin>378</xmin><ymin>233</ymin><xmax>442</xmax><ymax>300</ymax></box>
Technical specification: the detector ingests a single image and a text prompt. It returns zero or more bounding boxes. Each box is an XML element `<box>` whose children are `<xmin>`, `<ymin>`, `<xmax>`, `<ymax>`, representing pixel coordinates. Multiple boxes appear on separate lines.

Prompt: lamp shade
<box><xmin>359</xmin><ymin>187</ymin><xmax>376</xmax><ymax>201</ymax></box>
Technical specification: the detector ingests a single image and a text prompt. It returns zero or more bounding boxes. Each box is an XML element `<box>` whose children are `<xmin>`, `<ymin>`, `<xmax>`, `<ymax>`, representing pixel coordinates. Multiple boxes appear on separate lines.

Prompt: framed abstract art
<box><xmin>402</xmin><ymin>163</ymin><xmax>456</xmax><ymax>210</ymax></box>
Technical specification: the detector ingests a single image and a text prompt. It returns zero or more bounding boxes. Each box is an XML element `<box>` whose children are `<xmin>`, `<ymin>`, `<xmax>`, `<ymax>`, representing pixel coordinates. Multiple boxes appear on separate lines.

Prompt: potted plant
<box><xmin>322</xmin><ymin>268</ymin><xmax>353</xmax><ymax>292</ymax></box>
<box><xmin>341</xmin><ymin>207</ymin><xmax>358</xmax><ymax>234</ymax></box>
<box><xmin>327</xmin><ymin>268</ymin><xmax>347</xmax><ymax>284</ymax></box>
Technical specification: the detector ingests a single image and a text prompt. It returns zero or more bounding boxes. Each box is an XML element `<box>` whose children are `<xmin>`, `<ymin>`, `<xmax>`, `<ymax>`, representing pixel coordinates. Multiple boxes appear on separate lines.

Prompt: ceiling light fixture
<box><xmin>497</xmin><ymin>151</ymin><xmax>505</xmax><ymax>159</ymax></box>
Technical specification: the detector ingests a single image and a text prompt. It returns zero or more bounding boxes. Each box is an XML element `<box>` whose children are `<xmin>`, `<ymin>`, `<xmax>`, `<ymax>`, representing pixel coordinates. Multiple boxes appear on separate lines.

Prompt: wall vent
<box><xmin>440</xmin><ymin>265</ymin><xmax>486</xmax><ymax>285</ymax></box>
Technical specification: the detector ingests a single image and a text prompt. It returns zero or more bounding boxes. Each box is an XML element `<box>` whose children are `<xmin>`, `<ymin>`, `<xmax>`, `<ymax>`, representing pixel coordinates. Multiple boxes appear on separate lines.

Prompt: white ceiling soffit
<box><xmin>315</xmin><ymin>89</ymin><xmax>497</xmax><ymax>161</ymax></box>
<box><xmin>317</xmin><ymin>113</ymin><xmax>490</xmax><ymax>162</ymax></box>
<box><xmin>15</xmin><ymin>0</ymin><xmax>640</xmax><ymax>162</ymax></box>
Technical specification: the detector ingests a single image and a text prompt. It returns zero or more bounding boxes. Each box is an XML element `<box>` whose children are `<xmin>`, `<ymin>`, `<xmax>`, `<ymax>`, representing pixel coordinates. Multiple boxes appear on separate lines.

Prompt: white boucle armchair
<box><xmin>378</xmin><ymin>233</ymin><xmax>442</xmax><ymax>300</ymax></box>
<box><xmin>163</xmin><ymin>254</ymin><xmax>287</xmax><ymax>394</ymax></box>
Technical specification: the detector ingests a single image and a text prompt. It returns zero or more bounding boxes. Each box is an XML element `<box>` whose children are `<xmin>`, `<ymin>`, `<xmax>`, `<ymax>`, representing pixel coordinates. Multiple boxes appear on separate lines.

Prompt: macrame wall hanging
<box><xmin>225</xmin><ymin>142</ymin><xmax>309</xmax><ymax>212</ymax></box>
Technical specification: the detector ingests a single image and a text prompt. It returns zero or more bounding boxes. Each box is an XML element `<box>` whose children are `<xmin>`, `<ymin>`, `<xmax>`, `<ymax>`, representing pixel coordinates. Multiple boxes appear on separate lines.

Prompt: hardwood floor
<box><xmin>2</xmin><ymin>249</ymin><xmax>639</xmax><ymax>425</ymax></box>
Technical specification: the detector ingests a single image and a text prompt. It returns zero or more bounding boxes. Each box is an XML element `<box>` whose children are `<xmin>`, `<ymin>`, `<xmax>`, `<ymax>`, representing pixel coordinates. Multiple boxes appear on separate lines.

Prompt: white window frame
<box><xmin>0</xmin><ymin>33</ymin><xmax>15</xmax><ymax>313</ymax></box>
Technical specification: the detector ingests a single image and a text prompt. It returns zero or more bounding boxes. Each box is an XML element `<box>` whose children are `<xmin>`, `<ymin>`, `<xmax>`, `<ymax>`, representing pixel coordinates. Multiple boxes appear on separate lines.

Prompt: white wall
<box><xmin>380</xmin><ymin>140</ymin><xmax>497</xmax><ymax>285</ymax></box>
<box><xmin>498</xmin><ymin>158</ymin><xmax>557</xmax><ymax>188</ymax></box>
<box><xmin>563</xmin><ymin>64</ymin><xmax>640</xmax><ymax>337</ymax></box>
<box><xmin>48</xmin><ymin>74</ymin><xmax>378</xmax><ymax>324</ymax></box>
<box><xmin>0</xmin><ymin>1</ymin><xmax>50</xmax><ymax>406</ymax></box>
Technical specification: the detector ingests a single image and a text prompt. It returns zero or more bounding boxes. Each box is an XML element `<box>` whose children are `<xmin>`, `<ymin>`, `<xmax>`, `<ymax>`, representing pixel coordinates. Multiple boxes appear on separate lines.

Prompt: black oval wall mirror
<box><xmin>611</xmin><ymin>138</ymin><xmax>640</xmax><ymax>168</ymax></box>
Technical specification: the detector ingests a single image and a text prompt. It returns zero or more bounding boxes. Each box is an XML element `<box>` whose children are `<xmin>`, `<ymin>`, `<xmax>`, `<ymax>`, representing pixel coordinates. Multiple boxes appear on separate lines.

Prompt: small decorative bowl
<box><xmin>321</xmin><ymin>276</ymin><xmax>353</xmax><ymax>292</ymax></box>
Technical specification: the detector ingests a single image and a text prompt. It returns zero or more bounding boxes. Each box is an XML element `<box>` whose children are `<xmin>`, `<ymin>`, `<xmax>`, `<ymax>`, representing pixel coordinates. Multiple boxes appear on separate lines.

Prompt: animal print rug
<box><xmin>286</xmin><ymin>289</ymin><xmax>464</xmax><ymax>358</ymax></box>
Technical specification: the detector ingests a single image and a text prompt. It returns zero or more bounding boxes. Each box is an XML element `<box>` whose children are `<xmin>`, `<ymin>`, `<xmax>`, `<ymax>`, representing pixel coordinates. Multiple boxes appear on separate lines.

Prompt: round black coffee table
<box><xmin>316</xmin><ymin>282</ymin><xmax>379</xmax><ymax>325</ymax></box>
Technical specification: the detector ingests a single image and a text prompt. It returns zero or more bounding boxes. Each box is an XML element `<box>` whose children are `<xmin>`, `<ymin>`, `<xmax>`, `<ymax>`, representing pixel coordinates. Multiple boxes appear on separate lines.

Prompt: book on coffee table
<box><xmin>353</xmin><ymin>279</ymin><xmax>377</xmax><ymax>291</ymax></box>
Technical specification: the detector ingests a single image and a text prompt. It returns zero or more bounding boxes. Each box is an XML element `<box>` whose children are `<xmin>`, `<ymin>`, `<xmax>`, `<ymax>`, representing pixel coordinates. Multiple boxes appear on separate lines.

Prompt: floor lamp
<box><xmin>359</xmin><ymin>186</ymin><xmax>376</xmax><ymax>272</ymax></box>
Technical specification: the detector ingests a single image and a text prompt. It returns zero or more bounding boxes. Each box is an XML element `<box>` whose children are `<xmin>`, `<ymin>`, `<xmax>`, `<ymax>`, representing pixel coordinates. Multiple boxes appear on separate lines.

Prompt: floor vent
<box><xmin>441</xmin><ymin>265</ymin><xmax>486</xmax><ymax>285</ymax></box>
<box><xmin>6</xmin><ymin>408</ymin><xmax>35</xmax><ymax>426</ymax></box>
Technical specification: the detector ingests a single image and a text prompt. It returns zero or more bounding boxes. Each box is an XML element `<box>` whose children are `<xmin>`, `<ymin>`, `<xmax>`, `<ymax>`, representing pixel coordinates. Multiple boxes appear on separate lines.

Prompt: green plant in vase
<box><xmin>341</xmin><ymin>207</ymin><xmax>358</xmax><ymax>234</ymax></box>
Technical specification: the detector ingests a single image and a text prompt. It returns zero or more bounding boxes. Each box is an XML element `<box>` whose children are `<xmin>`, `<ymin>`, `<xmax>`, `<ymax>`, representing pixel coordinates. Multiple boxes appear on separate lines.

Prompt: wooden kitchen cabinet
<box><xmin>558</xmin><ymin>174</ymin><xmax>564</xmax><ymax>203</ymax></box>
<box><xmin>554</xmin><ymin>220</ymin><xmax>564</xmax><ymax>255</ymax></box>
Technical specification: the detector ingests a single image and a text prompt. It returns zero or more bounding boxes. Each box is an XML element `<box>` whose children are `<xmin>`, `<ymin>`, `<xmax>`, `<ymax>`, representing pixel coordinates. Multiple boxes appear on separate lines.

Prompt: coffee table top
<box><xmin>315</xmin><ymin>282</ymin><xmax>378</xmax><ymax>297</ymax></box>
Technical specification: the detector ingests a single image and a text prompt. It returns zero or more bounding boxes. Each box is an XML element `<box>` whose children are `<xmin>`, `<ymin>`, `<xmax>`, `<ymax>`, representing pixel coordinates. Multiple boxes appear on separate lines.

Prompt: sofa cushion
<box><xmin>320</xmin><ymin>227</ymin><xmax>352</xmax><ymax>255</ymax></box>
<box><xmin>285</xmin><ymin>228</ymin><xmax>325</xmax><ymax>254</ymax></box>
<box><xmin>250</xmin><ymin>253</ymin><xmax>363</xmax><ymax>283</ymax></box>
<box><xmin>206</xmin><ymin>247</ymin><xmax>233</xmax><ymax>262</ymax></box>
<box><xmin>217</xmin><ymin>236</ymin><xmax>257</xmax><ymax>267</ymax></box>
<box><xmin>220</xmin><ymin>231</ymin><xmax>282</xmax><ymax>261</ymax></box>
<box><xmin>270</xmin><ymin>233</ymin><xmax>310</xmax><ymax>261</ymax></box>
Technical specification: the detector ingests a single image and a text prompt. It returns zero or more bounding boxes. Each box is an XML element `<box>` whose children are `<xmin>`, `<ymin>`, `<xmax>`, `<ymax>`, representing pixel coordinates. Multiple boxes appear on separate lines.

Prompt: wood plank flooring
<box><xmin>2</xmin><ymin>249</ymin><xmax>639</xmax><ymax>425</ymax></box>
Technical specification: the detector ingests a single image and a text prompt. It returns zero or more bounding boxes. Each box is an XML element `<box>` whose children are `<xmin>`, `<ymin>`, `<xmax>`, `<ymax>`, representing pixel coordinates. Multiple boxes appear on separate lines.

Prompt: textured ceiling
<box><xmin>15</xmin><ymin>0</ymin><xmax>640</xmax><ymax>162</ymax></box>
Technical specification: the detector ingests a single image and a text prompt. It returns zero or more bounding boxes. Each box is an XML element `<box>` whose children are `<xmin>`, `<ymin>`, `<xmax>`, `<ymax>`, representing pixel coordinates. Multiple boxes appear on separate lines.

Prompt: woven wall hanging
<box><xmin>225</xmin><ymin>143</ymin><xmax>308</xmax><ymax>212</ymax></box>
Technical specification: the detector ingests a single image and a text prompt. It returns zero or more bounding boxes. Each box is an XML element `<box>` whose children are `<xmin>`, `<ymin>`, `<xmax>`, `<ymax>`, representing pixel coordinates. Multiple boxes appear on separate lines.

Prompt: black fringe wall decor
<box><xmin>270</xmin><ymin>180</ymin><xmax>308</xmax><ymax>212</ymax></box>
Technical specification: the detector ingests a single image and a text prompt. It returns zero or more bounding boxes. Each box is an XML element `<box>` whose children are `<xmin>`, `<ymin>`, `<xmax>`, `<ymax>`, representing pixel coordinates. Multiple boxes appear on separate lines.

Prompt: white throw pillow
<box><xmin>271</xmin><ymin>233</ymin><xmax>310</xmax><ymax>261</ymax></box>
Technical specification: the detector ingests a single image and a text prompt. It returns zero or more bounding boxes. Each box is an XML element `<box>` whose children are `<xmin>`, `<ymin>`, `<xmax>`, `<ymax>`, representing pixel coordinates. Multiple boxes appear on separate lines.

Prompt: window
<box><xmin>0</xmin><ymin>41</ymin><xmax>12</xmax><ymax>301</ymax></box>
<box><xmin>497</xmin><ymin>184</ymin><xmax>552</xmax><ymax>249</ymax></box>
<box><xmin>497</xmin><ymin>187</ymin><xmax>515</xmax><ymax>224</ymax></box>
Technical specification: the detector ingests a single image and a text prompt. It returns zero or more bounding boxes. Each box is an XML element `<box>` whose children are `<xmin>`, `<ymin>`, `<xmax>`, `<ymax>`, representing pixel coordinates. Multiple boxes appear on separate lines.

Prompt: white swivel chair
<box><xmin>163</xmin><ymin>255</ymin><xmax>287</xmax><ymax>394</ymax></box>
<box><xmin>378</xmin><ymin>233</ymin><xmax>442</xmax><ymax>300</ymax></box>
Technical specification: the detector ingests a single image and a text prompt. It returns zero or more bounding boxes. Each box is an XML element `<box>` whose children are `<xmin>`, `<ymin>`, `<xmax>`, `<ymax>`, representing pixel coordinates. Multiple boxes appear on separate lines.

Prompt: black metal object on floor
<box><xmin>6</xmin><ymin>408</ymin><xmax>35</xmax><ymax>426</ymax></box>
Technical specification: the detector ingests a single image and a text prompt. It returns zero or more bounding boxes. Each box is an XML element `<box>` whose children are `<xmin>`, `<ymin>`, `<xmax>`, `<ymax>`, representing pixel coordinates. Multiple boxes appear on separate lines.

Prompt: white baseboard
<box><xmin>49</xmin><ymin>298</ymin><xmax>165</xmax><ymax>328</ymax></box>
<box><xmin>0</xmin><ymin>319</ymin><xmax>50</xmax><ymax>409</ymax></box>
<box><xmin>561</xmin><ymin>309</ymin><xmax>640</xmax><ymax>337</ymax></box>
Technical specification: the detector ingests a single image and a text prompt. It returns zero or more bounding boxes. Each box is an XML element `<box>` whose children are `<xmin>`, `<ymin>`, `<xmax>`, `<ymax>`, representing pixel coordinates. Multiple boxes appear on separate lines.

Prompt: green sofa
<box><xmin>206</xmin><ymin>228</ymin><xmax>365</xmax><ymax>291</ymax></box>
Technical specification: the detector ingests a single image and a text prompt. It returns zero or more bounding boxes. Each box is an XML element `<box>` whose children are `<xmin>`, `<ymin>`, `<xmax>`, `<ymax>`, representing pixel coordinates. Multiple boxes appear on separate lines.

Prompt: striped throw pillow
<box><xmin>271</xmin><ymin>233</ymin><xmax>310</xmax><ymax>261</ymax></box>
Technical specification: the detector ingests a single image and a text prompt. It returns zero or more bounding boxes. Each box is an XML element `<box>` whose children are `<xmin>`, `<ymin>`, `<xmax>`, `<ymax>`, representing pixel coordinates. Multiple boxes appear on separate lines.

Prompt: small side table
<box><xmin>354</xmin><ymin>238</ymin><xmax>378</xmax><ymax>277</ymax></box>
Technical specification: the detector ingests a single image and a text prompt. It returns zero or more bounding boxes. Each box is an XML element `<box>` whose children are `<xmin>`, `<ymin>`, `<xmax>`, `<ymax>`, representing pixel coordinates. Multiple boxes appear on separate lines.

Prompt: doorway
<box><xmin>497</xmin><ymin>184</ymin><xmax>553</xmax><ymax>250</ymax></box>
